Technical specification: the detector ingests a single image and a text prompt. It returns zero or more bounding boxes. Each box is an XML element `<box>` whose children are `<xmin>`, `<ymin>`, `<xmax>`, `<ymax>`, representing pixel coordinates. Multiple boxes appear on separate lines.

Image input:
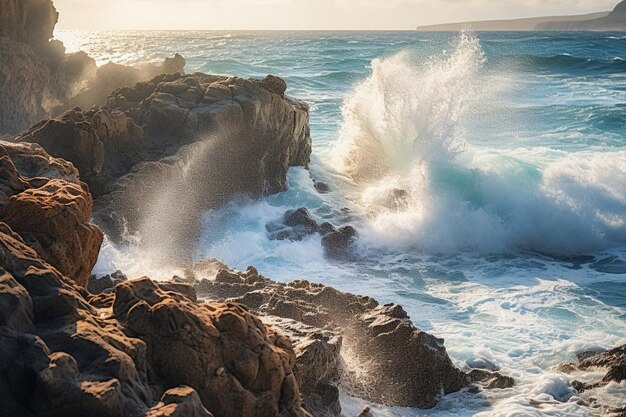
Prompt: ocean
<box><xmin>57</xmin><ymin>30</ymin><xmax>626</xmax><ymax>416</ymax></box>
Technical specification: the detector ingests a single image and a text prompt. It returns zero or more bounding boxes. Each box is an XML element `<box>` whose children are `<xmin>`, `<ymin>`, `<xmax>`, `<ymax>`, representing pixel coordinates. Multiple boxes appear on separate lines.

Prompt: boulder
<box><xmin>321</xmin><ymin>226</ymin><xmax>358</xmax><ymax>261</ymax></box>
<box><xmin>266</xmin><ymin>208</ymin><xmax>359</xmax><ymax>261</ymax></box>
<box><xmin>0</xmin><ymin>141</ymin><xmax>102</xmax><ymax>287</ymax></box>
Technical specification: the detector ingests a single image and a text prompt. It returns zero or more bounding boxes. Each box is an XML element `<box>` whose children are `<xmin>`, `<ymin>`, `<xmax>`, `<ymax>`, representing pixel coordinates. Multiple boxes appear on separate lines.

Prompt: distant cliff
<box><xmin>538</xmin><ymin>1</ymin><xmax>626</xmax><ymax>30</ymax></box>
<box><xmin>417</xmin><ymin>1</ymin><xmax>626</xmax><ymax>32</ymax></box>
<box><xmin>417</xmin><ymin>12</ymin><xmax>609</xmax><ymax>31</ymax></box>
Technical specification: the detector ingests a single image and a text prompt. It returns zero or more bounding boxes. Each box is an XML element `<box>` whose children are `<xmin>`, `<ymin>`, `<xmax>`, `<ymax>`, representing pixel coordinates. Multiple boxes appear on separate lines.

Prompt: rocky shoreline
<box><xmin>1</xmin><ymin>1</ymin><xmax>625</xmax><ymax>416</ymax></box>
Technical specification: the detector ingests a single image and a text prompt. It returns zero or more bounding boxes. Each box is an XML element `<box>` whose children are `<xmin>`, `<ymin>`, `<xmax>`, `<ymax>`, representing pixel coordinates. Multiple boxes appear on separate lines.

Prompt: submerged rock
<box><xmin>267</xmin><ymin>208</ymin><xmax>359</xmax><ymax>261</ymax></box>
<box><xmin>559</xmin><ymin>344</ymin><xmax>626</xmax><ymax>392</ymax></box>
<box><xmin>467</xmin><ymin>369</ymin><xmax>515</xmax><ymax>389</ymax></box>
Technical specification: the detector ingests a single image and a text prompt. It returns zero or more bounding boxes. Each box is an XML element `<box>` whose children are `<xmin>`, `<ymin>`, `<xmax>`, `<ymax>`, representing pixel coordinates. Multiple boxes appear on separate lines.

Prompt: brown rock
<box><xmin>467</xmin><ymin>369</ymin><xmax>515</xmax><ymax>389</ymax></box>
<box><xmin>4</xmin><ymin>180</ymin><xmax>103</xmax><ymax>286</ymax></box>
<box><xmin>195</xmin><ymin>267</ymin><xmax>467</xmax><ymax>410</ymax></box>
<box><xmin>114</xmin><ymin>277</ymin><xmax>311</xmax><ymax>417</ymax></box>
<box><xmin>0</xmin><ymin>141</ymin><xmax>102</xmax><ymax>287</ymax></box>
<box><xmin>147</xmin><ymin>386</ymin><xmax>214</xmax><ymax>417</ymax></box>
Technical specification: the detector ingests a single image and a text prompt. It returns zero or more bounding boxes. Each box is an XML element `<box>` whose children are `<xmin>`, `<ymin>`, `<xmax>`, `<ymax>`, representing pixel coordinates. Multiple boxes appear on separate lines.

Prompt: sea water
<box><xmin>57</xmin><ymin>30</ymin><xmax>626</xmax><ymax>416</ymax></box>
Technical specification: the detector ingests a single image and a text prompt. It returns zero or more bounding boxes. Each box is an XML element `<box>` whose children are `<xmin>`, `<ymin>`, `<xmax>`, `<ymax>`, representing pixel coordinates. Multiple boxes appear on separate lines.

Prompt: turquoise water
<box><xmin>60</xmin><ymin>31</ymin><xmax>626</xmax><ymax>416</ymax></box>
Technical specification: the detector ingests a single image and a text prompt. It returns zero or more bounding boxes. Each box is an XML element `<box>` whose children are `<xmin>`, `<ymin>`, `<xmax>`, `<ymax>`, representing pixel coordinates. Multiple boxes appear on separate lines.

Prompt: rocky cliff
<box><xmin>0</xmin><ymin>141</ymin><xmax>312</xmax><ymax>417</ymax></box>
<box><xmin>0</xmin><ymin>0</ymin><xmax>185</xmax><ymax>134</ymax></box>
<box><xmin>538</xmin><ymin>1</ymin><xmax>626</xmax><ymax>30</ymax></box>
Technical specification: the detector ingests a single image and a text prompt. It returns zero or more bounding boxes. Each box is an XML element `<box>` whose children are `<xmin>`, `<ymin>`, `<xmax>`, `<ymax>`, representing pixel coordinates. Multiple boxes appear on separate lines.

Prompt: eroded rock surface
<box><xmin>195</xmin><ymin>267</ymin><xmax>468</xmax><ymax>409</ymax></box>
<box><xmin>0</xmin><ymin>141</ymin><xmax>102</xmax><ymax>286</ymax></box>
<box><xmin>16</xmin><ymin>107</ymin><xmax>145</xmax><ymax>196</ymax></box>
<box><xmin>0</xmin><ymin>140</ymin><xmax>315</xmax><ymax>417</ymax></box>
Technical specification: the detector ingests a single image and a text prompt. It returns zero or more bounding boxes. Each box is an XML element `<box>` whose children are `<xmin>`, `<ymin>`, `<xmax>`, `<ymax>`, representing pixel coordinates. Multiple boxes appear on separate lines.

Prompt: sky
<box><xmin>54</xmin><ymin>0</ymin><xmax>620</xmax><ymax>31</ymax></box>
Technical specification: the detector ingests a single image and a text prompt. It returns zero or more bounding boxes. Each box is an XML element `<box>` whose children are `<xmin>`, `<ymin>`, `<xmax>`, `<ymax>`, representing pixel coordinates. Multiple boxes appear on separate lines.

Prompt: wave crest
<box><xmin>333</xmin><ymin>33</ymin><xmax>626</xmax><ymax>255</ymax></box>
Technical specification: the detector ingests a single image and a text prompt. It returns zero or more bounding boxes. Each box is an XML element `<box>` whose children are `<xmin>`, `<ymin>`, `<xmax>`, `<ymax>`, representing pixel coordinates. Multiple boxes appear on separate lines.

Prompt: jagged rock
<box><xmin>265</xmin><ymin>316</ymin><xmax>342</xmax><ymax>417</ymax></box>
<box><xmin>87</xmin><ymin>270</ymin><xmax>128</xmax><ymax>294</ymax></box>
<box><xmin>106</xmin><ymin>73</ymin><xmax>311</xmax><ymax>193</ymax></box>
<box><xmin>16</xmin><ymin>107</ymin><xmax>145</xmax><ymax>196</ymax></box>
<box><xmin>467</xmin><ymin>369</ymin><xmax>515</xmax><ymax>389</ymax></box>
<box><xmin>321</xmin><ymin>226</ymin><xmax>358</xmax><ymax>261</ymax></box>
<box><xmin>194</xmin><ymin>267</ymin><xmax>467</xmax><ymax>410</ymax></box>
<box><xmin>114</xmin><ymin>277</ymin><xmax>311</xmax><ymax>417</ymax></box>
<box><xmin>84</xmin><ymin>73</ymin><xmax>312</xmax><ymax>257</ymax></box>
<box><xmin>0</xmin><ymin>0</ymin><xmax>58</xmax><ymax>46</ymax></box>
<box><xmin>3</xmin><ymin>179</ymin><xmax>103</xmax><ymax>287</ymax></box>
<box><xmin>559</xmin><ymin>344</ymin><xmax>626</xmax><ymax>392</ymax></box>
<box><xmin>266</xmin><ymin>208</ymin><xmax>359</xmax><ymax>261</ymax></box>
<box><xmin>69</xmin><ymin>54</ymin><xmax>186</xmax><ymax>110</ymax></box>
<box><xmin>0</xmin><ymin>141</ymin><xmax>102</xmax><ymax>287</ymax></box>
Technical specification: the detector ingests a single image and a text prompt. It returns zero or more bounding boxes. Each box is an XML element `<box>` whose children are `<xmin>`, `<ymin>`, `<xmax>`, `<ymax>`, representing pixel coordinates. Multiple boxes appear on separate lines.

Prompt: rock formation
<box><xmin>16</xmin><ymin>72</ymin><xmax>312</xmax><ymax>263</ymax></box>
<box><xmin>0</xmin><ymin>141</ymin><xmax>102</xmax><ymax>286</ymax></box>
<box><xmin>266</xmin><ymin>208</ymin><xmax>359</xmax><ymax>261</ymax></box>
<box><xmin>16</xmin><ymin>107</ymin><xmax>145</xmax><ymax>197</ymax></box>
<box><xmin>559</xmin><ymin>345</ymin><xmax>626</xmax><ymax>392</ymax></box>
<box><xmin>0</xmin><ymin>141</ymin><xmax>312</xmax><ymax>417</ymax></box>
<box><xmin>192</xmin><ymin>266</ymin><xmax>496</xmax><ymax>411</ymax></box>
<box><xmin>0</xmin><ymin>0</ymin><xmax>186</xmax><ymax>134</ymax></box>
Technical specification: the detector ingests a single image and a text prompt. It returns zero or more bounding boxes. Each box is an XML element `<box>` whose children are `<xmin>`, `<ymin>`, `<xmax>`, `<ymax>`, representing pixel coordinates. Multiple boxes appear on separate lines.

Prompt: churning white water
<box><xmin>333</xmin><ymin>33</ymin><xmax>626</xmax><ymax>256</ymax></box>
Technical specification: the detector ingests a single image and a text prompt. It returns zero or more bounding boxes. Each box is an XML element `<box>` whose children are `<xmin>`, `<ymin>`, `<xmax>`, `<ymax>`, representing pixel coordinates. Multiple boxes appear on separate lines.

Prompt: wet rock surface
<box><xmin>194</xmin><ymin>267</ymin><xmax>470</xmax><ymax>410</ymax></box>
<box><xmin>267</xmin><ymin>208</ymin><xmax>359</xmax><ymax>261</ymax></box>
<box><xmin>559</xmin><ymin>344</ymin><xmax>626</xmax><ymax>392</ymax></box>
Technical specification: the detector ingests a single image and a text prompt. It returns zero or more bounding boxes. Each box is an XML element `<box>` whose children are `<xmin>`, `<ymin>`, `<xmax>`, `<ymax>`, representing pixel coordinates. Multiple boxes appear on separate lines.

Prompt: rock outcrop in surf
<box><xmin>16</xmin><ymin>72</ymin><xmax>312</xmax><ymax>262</ymax></box>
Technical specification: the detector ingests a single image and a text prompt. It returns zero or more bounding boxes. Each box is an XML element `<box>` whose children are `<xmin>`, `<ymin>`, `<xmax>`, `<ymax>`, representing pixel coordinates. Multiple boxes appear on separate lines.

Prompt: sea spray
<box><xmin>333</xmin><ymin>32</ymin><xmax>483</xmax><ymax>180</ymax></box>
<box><xmin>334</xmin><ymin>33</ymin><xmax>626</xmax><ymax>255</ymax></box>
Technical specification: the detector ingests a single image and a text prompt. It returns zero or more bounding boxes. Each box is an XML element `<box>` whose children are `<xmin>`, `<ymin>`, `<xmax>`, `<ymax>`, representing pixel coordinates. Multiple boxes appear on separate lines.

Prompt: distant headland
<box><xmin>417</xmin><ymin>0</ymin><xmax>626</xmax><ymax>31</ymax></box>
